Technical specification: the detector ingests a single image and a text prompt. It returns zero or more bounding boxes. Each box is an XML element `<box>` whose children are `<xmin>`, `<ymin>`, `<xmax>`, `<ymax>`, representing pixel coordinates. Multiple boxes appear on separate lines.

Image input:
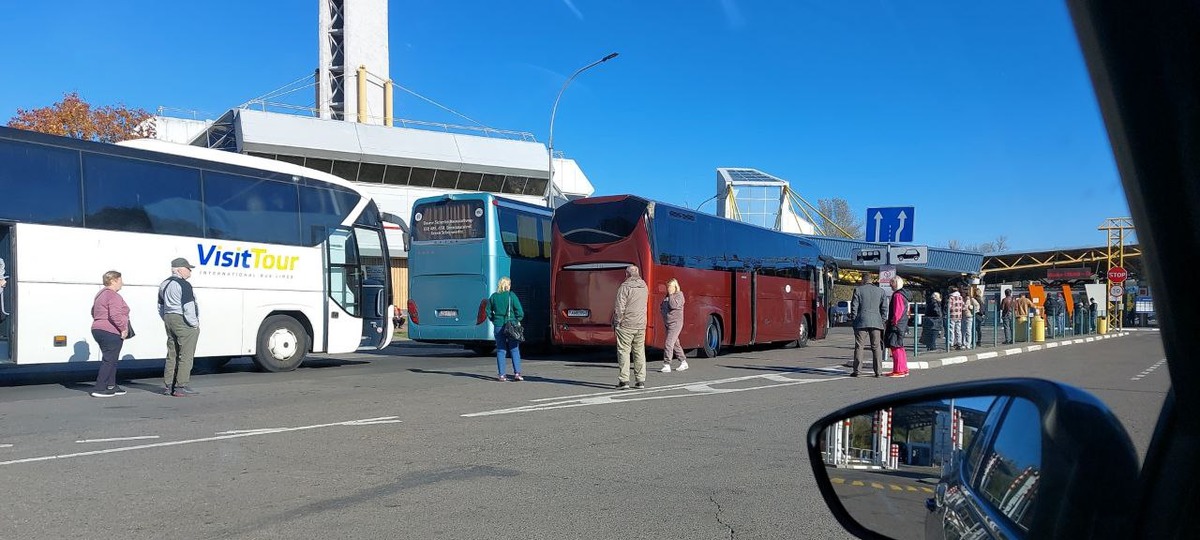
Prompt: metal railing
<box><xmin>236</xmin><ymin>100</ymin><xmax>539</xmax><ymax>142</ymax></box>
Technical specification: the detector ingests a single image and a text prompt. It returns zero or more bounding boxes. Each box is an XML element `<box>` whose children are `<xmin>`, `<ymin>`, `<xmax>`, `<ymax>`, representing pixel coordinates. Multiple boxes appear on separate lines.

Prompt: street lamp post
<box><xmin>546</xmin><ymin>52</ymin><xmax>619</xmax><ymax>207</ymax></box>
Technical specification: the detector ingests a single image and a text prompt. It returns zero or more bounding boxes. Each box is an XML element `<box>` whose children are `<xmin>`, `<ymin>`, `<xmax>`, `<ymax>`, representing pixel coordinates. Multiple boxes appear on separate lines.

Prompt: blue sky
<box><xmin>2</xmin><ymin>0</ymin><xmax>1129</xmax><ymax>251</ymax></box>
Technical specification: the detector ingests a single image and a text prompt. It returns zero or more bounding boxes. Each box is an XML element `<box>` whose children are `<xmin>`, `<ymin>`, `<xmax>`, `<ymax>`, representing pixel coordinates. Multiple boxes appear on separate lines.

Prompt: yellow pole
<box><xmin>357</xmin><ymin>65</ymin><xmax>368</xmax><ymax>123</ymax></box>
<box><xmin>384</xmin><ymin>80</ymin><xmax>394</xmax><ymax>127</ymax></box>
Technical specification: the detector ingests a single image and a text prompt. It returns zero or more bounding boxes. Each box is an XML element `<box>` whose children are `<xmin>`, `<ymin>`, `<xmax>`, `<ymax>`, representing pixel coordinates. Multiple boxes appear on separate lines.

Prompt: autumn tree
<box><xmin>7</xmin><ymin>92</ymin><xmax>154</xmax><ymax>143</ymax></box>
<box><xmin>816</xmin><ymin>198</ymin><xmax>864</xmax><ymax>239</ymax></box>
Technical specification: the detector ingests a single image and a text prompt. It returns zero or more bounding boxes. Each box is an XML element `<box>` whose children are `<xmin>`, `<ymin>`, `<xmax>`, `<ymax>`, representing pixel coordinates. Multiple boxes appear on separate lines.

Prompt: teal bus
<box><xmin>406</xmin><ymin>193</ymin><xmax>553</xmax><ymax>353</ymax></box>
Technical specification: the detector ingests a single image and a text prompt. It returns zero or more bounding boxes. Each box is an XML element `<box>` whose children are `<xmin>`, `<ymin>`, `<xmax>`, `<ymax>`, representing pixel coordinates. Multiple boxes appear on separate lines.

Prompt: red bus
<box><xmin>551</xmin><ymin>195</ymin><xmax>833</xmax><ymax>357</ymax></box>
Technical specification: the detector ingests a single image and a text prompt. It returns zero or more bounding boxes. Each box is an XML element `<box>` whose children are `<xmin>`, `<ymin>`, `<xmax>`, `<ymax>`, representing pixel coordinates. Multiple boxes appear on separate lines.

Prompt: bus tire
<box><xmin>252</xmin><ymin>315</ymin><xmax>309</xmax><ymax>372</ymax></box>
<box><xmin>701</xmin><ymin>316</ymin><xmax>722</xmax><ymax>358</ymax></box>
<box><xmin>793</xmin><ymin>316</ymin><xmax>811</xmax><ymax>348</ymax></box>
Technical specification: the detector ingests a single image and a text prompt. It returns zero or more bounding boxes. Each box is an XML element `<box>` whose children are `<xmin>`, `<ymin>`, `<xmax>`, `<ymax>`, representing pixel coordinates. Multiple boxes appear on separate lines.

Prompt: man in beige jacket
<box><xmin>613</xmin><ymin>265</ymin><xmax>649</xmax><ymax>389</ymax></box>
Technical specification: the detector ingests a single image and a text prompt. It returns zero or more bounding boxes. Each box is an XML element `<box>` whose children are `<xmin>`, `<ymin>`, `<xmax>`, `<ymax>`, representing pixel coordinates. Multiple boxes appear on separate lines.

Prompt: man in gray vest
<box><xmin>159</xmin><ymin>257</ymin><xmax>200</xmax><ymax>397</ymax></box>
<box><xmin>850</xmin><ymin>274</ymin><xmax>889</xmax><ymax>377</ymax></box>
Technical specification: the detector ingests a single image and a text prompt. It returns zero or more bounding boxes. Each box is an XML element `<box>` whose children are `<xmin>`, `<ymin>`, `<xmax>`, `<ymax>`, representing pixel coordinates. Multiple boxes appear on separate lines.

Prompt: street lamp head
<box><xmin>602</xmin><ymin>52</ymin><xmax>619</xmax><ymax>62</ymax></box>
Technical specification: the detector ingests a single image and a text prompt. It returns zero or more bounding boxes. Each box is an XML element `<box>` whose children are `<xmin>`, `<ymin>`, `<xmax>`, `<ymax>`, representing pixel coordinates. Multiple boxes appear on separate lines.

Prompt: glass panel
<box><xmin>502</xmin><ymin>176</ymin><xmax>528</xmax><ymax>194</ymax></box>
<box><xmin>331</xmin><ymin>160</ymin><xmax>360</xmax><ymax>181</ymax></box>
<box><xmin>299</xmin><ymin>184</ymin><xmax>361</xmax><ymax>246</ymax></box>
<box><xmin>327</xmin><ymin>228</ymin><xmax>360</xmax><ymax>317</ymax></box>
<box><xmin>408</xmin><ymin>167</ymin><xmax>435</xmax><ymax>187</ymax></box>
<box><xmin>523</xmin><ymin>177</ymin><xmax>548</xmax><ymax>196</ymax></box>
<box><xmin>383</xmin><ymin>165</ymin><xmax>411</xmax><ymax>185</ymax></box>
<box><xmin>304</xmin><ymin>158</ymin><xmax>334</xmax><ymax>174</ymax></box>
<box><xmin>433</xmin><ymin>169</ymin><xmax>460</xmax><ymax>188</ymax></box>
<box><xmin>358</xmin><ymin>163</ymin><xmax>385</xmax><ymax>183</ymax></box>
<box><xmin>203</xmin><ymin>172</ymin><xmax>301</xmax><ymax>245</ymax></box>
<box><xmin>83</xmin><ymin>152</ymin><xmax>204</xmax><ymax>236</ymax></box>
<box><xmin>0</xmin><ymin>138</ymin><xmax>84</xmax><ymax>226</ymax></box>
<box><xmin>479</xmin><ymin>173</ymin><xmax>504</xmax><ymax>192</ymax></box>
<box><xmin>275</xmin><ymin>154</ymin><xmax>306</xmax><ymax>166</ymax></box>
<box><xmin>456</xmin><ymin>172</ymin><xmax>483</xmax><ymax>191</ymax></box>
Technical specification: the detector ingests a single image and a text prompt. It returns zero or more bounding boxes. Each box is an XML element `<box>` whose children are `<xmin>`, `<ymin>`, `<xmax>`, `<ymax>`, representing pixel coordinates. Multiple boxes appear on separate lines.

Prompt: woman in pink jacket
<box><xmin>90</xmin><ymin>270</ymin><xmax>130</xmax><ymax>398</ymax></box>
<box><xmin>886</xmin><ymin>276</ymin><xmax>910</xmax><ymax>377</ymax></box>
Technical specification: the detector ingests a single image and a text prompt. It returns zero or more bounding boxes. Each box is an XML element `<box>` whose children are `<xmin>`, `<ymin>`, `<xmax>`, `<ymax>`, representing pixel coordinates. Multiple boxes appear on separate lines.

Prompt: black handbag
<box><xmin>885</xmin><ymin>325</ymin><xmax>906</xmax><ymax>348</ymax></box>
<box><xmin>125</xmin><ymin>321</ymin><xmax>136</xmax><ymax>340</ymax></box>
<box><xmin>502</xmin><ymin>295</ymin><xmax>525</xmax><ymax>342</ymax></box>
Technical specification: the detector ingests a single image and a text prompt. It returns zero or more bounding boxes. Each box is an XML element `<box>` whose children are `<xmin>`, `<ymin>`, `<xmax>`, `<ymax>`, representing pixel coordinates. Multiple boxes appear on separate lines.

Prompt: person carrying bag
<box><xmin>488</xmin><ymin>277</ymin><xmax>525</xmax><ymax>381</ymax></box>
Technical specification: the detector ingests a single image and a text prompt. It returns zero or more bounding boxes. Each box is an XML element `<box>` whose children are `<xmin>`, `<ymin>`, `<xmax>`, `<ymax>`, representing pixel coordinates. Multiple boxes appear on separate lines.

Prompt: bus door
<box><xmin>730</xmin><ymin>269</ymin><xmax>753</xmax><ymax>346</ymax></box>
<box><xmin>0</xmin><ymin>224</ymin><xmax>11</xmax><ymax>362</ymax></box>
<box><xmin>354</xmin><ymin>225</ymin><xmax>393</xmax><ymax>349</ymax></box>
<box><xmin>325</xmin><ymin>226</ymin><xmax>393</xmax><ymax>353</ymax></box>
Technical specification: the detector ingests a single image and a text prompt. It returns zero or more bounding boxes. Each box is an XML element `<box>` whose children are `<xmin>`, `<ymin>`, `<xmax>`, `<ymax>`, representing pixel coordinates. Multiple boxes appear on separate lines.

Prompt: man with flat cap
<box><xmin>159</xmin><ymin>257</ymin><xmax>200</xmax><ymax>396</ymax></box>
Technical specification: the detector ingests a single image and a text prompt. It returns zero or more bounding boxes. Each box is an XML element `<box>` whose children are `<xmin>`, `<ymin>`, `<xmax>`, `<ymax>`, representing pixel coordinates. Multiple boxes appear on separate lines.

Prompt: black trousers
<box><xmin>91</xmin><ymin>329</ymin><xmax>123</xmax><ymax>390</ymax></box>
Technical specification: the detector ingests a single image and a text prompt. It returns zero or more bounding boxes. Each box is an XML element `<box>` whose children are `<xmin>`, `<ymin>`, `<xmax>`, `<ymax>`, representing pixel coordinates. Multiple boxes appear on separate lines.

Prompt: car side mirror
<box><xmin>806</xmin><ymin>378</ymin><xmax>1139</xmax><ymax>540</ymax></box>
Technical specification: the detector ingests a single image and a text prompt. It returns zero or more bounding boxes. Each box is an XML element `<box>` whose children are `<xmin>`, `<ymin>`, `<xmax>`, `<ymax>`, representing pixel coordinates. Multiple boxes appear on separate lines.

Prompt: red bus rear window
<box><xmin>554</xmin><ymin>198</ymin><xmax>648</xmax><ymax>245</ymax></box>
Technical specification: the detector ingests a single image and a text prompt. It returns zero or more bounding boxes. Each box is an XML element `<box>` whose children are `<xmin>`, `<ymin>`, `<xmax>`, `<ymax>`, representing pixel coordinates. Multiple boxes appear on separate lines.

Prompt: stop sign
<box><xmin>1108</xmin><ymin>266</ymin><xmax>1128</xmax><ymax>283</ymax></box>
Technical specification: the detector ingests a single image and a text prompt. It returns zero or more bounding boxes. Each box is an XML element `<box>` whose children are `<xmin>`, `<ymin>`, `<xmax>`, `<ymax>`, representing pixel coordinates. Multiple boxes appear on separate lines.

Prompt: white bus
<box><xmin>0</xmin><ymin>126</ymin><xmax>397</xmax><ymax>372</ymax></box>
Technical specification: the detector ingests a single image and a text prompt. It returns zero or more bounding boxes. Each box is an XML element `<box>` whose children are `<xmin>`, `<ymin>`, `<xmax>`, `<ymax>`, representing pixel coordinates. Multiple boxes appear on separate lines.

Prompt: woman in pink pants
<box><xmin>886</xmin><ymin>276</ymin><xmax>910</xmax><ymax>377</ymax></box>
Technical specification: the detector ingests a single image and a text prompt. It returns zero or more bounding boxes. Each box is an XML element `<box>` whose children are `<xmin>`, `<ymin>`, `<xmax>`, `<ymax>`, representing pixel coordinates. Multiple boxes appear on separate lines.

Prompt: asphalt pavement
<box><xmin>0</xmin><ymin>328</ymin><xmax>1168</xmax><ymax>539</ymax></box>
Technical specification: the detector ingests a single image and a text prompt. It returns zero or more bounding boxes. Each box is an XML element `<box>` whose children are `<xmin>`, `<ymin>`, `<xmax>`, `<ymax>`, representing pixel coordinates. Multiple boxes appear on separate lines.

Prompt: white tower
<box><xmin>318</xmin><ymin>0</ymin><xmax>390</xmax><ymax>123</ymax></box>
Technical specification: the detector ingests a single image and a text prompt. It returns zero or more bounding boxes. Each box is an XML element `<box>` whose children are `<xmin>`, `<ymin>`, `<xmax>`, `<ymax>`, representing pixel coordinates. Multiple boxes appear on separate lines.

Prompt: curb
<box><xmin>894</xmin><ymin>332</ymin><xmax>1133</xmax><ymax>371</ymax></box>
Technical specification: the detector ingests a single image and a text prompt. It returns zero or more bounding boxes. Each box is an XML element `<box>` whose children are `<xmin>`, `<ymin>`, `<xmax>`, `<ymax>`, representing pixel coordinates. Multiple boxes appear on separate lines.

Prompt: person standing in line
<box><xmin>886</xmin><ymin>276</ymin><xmax>910</xmax><ymax>378</ymax></box>
<box><xmin>850</xmin><ymin>274</ymin><xmax>888</xmax><ymax>377</ymax></box>
<box><xmin>962</xmin><ymin>287</ymin><xmax>979</xmax><ymax>349</ymax></box>
<box><xmin>924</xmin><ymin>291</ymin><xmax>943</xmax><ymax>350</ymax></box>
<box><xmin>488</xmin><ymin>276</ymin><xmax>525</xmax><ymax>382</ymax></box>
<box><xmin>659</xmin><ymin>278</ymin><xmax>688</xmax><ymax>373</ymax></box>
<box><xmin>613</xmin><ymin>265</ymin><xmax>649</xmax><ymax>389</ymax></box>
<box><xmin>947</xmin><ymin>289</ymin><xmax>965</xmax><ymax>350</ymax></box>
<box><xmin>90</xmin><ymin>271</ymin><xmax>130</xmax><ymax>398</ymax></box>
<box><xmin>973</xmin><ymin>288</ymin><xmax>986</xmax><ymax>345</ymax></box>
<box><xmin>1001</xmin><ymin>289</ymin><xmax>1015</xmax><ymax>343</ymax></box>
<box><xmin>1089</xmin><ymin>298</ymin><xmax>1099</xmax><ymax>332</ymax></box>
<box><xmin>159</xmin><ymin>257</ymin><xmax>200</xmax><ymax>397</ymax></box>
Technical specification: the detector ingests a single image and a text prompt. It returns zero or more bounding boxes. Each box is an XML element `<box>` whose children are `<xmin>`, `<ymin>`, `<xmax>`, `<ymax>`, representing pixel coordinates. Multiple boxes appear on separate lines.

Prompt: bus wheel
<box><xmin>701</xmin><ymin>316</ymin><xmax>722</xmax><ymax>358</ymax></box>
<box><xmin>253</xmin><ymin>315</ymin><xmax>309</xmax><ymax>372</ymax></box>
<box><xmin>794</xmin><ymin>317</ymin><xmax>810</xmax><ymax>348</ymax></box>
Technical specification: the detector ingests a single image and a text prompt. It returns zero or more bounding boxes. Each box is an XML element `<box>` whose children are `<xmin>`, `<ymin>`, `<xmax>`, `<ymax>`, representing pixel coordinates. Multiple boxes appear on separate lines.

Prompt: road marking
<box><xmin>906</xmin><ymin>486</ymin><xmax>918</xmax><ymax>492</ymax></box>
<box><xmin>1027</xmin><ymin>345</ymin><xmax>1043</xmax><ymax>352</ymax></box>
<box><xmin>871</xmin><ymin>482</ymin><xmax>885</xmax><ymax>489</ymax></box>
<box><xmin>75</xmin><ymin>436</ymin><xmax>160</xmax><ymax>444</ymax></box>
<box><xmin>1074</xmin><ymin>339</ymin><xmax>1085</xmax><ymax>344</ymax></box>
<box><xmin>1045</xmin><ymin>343</ymin><xmax>1059</xmax><ymax>349</ymax></box>
<box><xmin>0</xmin><ymin>416</ymin><xmax>401</xmax><ymax>467</ymax></box>
<box><xmin>0</xmin><ymin>444</ymin><xmax>12</xmax><ymax>449</ymax></box>
<box><xmin>852</xmin><ymin>480</ymin><xmax>864</xmax><ymax>487</ymax></box>
<box><xmin>465</xmin><ymin>373</ymin><xmax>834</xmax><ymax>417</ymax></box>
<box><xmin>1004</xmin><ymin>348</ymin><xmax>1023</xmax><ymax>355</ymax></box>
<box><xmin>890</xmin><ymin>484</ymin><xmax>903</xmax><ymax>491</ymax></box>
<box><xmin>1131</xmin><ymin>359</ymin><xmax>1168</xmax><ymax>381</ymax></box>
<box><xmin>832</xmin><ymin>477</ymin><xmax>845</xmax><ymax>484</ymax></box>
<box><xmin>942</xmin><ymin>356</ymin><xmax>968</xmax><ymax>365</ymax></box>
<box><xmin>976</xmin><ymin>352</ymin><xmax>999</xmax><ymax>360</ymax></box>
<box><xmin>922</xmin><ymin>487</ymin><xmax>934</xmax><ymax>493</ymax></box>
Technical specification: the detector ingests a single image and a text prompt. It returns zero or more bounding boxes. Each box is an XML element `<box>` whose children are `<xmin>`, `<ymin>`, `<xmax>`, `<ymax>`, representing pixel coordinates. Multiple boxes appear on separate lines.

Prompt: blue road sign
<box><xmin>865</xmin><ymin>207</ymin><xmax>915</xmax><ymax>243</ymax></box>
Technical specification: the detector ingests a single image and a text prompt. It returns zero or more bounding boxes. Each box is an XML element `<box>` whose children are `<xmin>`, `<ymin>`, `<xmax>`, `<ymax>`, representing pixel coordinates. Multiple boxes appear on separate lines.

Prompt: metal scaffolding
<box><xmin>1099</xmin><ymin>217</ymin><xmax>1136</xmax><ymax>332</ymax></box>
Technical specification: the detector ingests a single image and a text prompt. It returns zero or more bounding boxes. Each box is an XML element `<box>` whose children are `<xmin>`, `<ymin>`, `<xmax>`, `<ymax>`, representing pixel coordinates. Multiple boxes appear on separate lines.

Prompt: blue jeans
<box><xmin>495</xmin><ymin>326</ymin><xmax>521</xmax><ymax>376</ymax></box>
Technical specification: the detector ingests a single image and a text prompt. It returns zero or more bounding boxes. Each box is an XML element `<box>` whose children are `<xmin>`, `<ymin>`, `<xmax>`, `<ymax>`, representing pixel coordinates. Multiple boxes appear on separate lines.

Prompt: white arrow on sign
<box><xmin>896</xmin><ymin>211</ymin><xmax>907</xmax><ymax>242</ymax></box>
<box><xmin>874</xmin><ymin>211</ymin><xmax>883</xmax><ymax>242</ymax></box>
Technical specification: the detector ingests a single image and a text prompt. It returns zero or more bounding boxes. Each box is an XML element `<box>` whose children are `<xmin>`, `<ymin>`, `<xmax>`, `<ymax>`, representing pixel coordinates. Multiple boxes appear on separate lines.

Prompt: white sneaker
<box><xmin>660</xmin><ymin>364</ymin><xmax>672</xmax><ymax>373</ymax></box>
<box><xmin>676</xmin><ymin>361</ymin><xmax>689</xmax><ymax>371</ymax></box>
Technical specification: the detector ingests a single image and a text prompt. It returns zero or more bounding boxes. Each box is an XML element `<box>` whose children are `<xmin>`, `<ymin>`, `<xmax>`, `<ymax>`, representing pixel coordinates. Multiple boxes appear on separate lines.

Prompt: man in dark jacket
<box><xmin>850</xmin><ymin>274</ymin><xmax>888</xmax><ymax>377</ymax></box>
<box><xmin>613</xmin><ymin>265</ymin><xmax>649</xmax><ymax>389</ymax></box>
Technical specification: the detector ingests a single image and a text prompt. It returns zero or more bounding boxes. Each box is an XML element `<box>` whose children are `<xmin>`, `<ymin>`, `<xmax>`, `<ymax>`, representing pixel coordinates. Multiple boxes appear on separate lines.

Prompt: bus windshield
<box><xmin>553</xmin><ymin>197</ymin><xmax>647</xmax><ymax>245</ymax></box>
